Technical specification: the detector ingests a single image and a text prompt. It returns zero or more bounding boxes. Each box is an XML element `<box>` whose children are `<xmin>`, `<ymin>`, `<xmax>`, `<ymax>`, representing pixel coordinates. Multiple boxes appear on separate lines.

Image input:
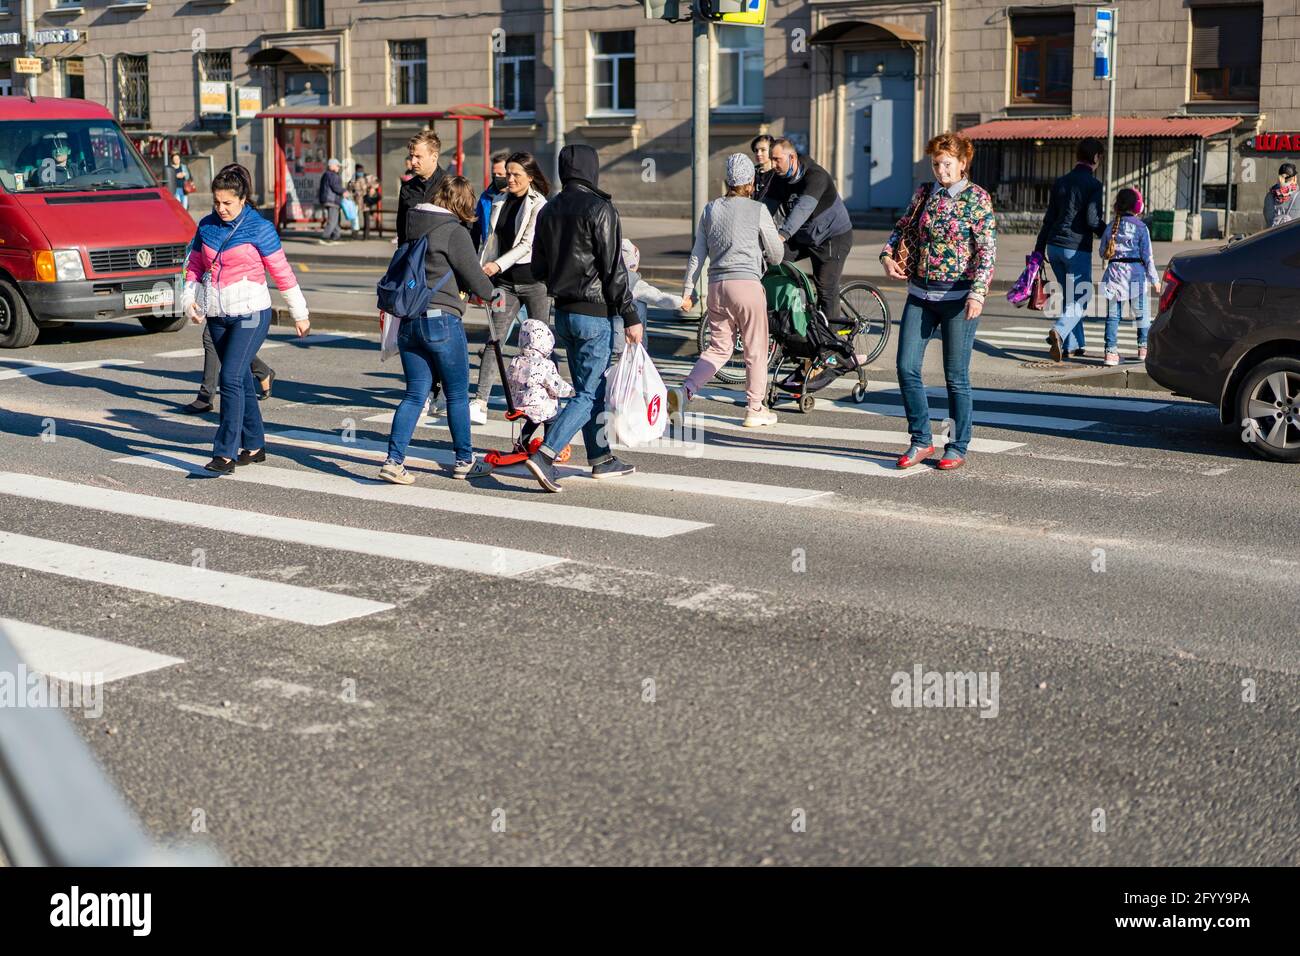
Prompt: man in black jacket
<box><xmin>396</xmin><ymin>129</ymin><xmax>446</xmax><ymax>244</ymax></box>
<box><xmin>525</xmin><ymin>143</ymin><xmax>641</xmax><ymax>493</ymax></box>
<box><xmin>1037</xmin><ymin>138</ymin><xmax>1106</xmax><ymax>361</ymax></box>
<box><xmin>767</xmin><ymin>139</ymin><xmax>854</xmax><ymax>325</ymax></box>
<box><xmin>318</xmin><ymin>158</ymin><xmax>344</xmax><ymax>243</ymax></box>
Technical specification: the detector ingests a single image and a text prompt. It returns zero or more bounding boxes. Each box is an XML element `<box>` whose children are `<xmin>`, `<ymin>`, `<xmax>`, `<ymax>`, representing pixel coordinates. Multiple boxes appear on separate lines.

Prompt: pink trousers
<box><xmin>684</xmin><ymin>278</ymin><xmax>770</xmax><ymax>410</ymax></box>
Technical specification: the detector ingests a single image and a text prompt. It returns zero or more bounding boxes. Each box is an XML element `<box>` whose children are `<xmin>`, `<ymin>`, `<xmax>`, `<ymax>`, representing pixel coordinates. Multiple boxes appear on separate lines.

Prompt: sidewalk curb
<box><xmin>1041</xmin><ymin>363</ymin><xmax>1170</xmax><ymax>393</ymax></box>
<box><xmin>272</xmin><ymin>307</ymin><xmax>703</xmax><ymax>359</ymax></box>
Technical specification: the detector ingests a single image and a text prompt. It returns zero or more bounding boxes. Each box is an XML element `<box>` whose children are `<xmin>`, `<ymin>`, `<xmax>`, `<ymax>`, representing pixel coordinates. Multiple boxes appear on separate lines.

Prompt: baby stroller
<box><xmin>696</xmin><ymin>262</ymin><xmax>891</xmax><ymax>412</ymax></box>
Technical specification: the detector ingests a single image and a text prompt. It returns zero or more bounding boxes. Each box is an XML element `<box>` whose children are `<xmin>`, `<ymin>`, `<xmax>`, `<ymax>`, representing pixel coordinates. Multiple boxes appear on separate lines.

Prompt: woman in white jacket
<box><xmin>471</xmin><ymin>150</ymin><xmax>551</xmax><ymax>424</ymax></box>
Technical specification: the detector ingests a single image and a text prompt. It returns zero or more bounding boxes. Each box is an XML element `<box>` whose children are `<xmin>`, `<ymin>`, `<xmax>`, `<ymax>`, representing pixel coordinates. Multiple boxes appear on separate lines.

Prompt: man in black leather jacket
<box><xmin>525</xmin><ymin>143</ymin><xmax>641</xmax><ymax>493</ymax></box>
<box><xmin>1037</xmin><ymin>138</ymin><xmax>1106</xmax><ymax>360</ymax></box>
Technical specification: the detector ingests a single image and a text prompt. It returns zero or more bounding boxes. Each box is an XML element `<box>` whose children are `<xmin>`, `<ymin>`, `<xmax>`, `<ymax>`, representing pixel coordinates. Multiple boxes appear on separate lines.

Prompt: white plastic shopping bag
<box><xmin>604</xmin><ymin>341</ymin><xmax>669</xmax><ymax>447</ymax></box>
<box><xmin>379</xmin><ymin>310</ymin><xmax>399</xmax><ymax>362</ymax></box>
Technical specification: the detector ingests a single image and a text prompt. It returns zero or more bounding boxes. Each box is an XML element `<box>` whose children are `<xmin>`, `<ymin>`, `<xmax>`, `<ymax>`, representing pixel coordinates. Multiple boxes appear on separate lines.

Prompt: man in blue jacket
<box><xmin>474</xmin><ymin>150</ymin><xmax>511</xmax><ymax>252</ymax></box>
<box><xmin>1038</xmin><ymin>138</ymin><xmax>1106</xmax><ymax>362</ymax></box>
<box><xmin>317</xmin><ymin>158</ymin><xmax>345</xmax><ymax>243</ymax></box>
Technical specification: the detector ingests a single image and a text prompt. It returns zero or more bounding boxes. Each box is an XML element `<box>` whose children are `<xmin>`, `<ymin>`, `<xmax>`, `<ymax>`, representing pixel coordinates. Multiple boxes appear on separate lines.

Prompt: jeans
<box><xmin>895</xmin><ymin>294</ymin><xmax>980</xmax><ymax>457</ymax></box>
<box><xmin>474</xmin><ymin>277</ymin><xmax>551</xmax><ymax>404</ymax></box>
<box><xmin>387</xmin><ymin>310</ymin><xmax>473</xmax><ymax>465</ymax></box>
<box><xmin>207</xmin><ymin>309</ymin><xmax>272</xmax><ymax>460</ymax></box>
<box><xmin>539</xmin><ymin>309</ymin><xmax>613</xmax><ymax>465</ymax></box>
<box><xmin>322</xmin><ymin>203</ymin><xmax>341</xmax><ymax>240</ymax></box>
<box><xmin>1046</xmin><ymin>244</ymin><xmax>1094</xmax><ymax>345</ymax></box>
<box><xmin>786</xmin><ymin>230</ymin><xmax>853</xmax><ymax>324</ymax></box>
<box><xmin>198</xmin><ymin>321</ymin><xmax>273</xmax><ymax>403</ymax></box>
<box><xmin>1105</xmin><ymin>291</ymin><xmax>1151</xmax><ymax>352</ymax></box>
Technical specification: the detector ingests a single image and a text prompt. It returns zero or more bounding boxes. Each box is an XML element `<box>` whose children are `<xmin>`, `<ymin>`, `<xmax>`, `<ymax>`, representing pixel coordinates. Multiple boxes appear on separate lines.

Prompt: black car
<box><xmin>1147</xmin><ymin>220</ymin><xmax>1300</xmax><ymax>462</ymax></box>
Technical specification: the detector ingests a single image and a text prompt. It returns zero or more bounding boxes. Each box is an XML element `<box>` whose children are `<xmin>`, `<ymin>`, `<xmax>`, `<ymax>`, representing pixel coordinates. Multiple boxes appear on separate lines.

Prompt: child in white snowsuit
<box><xmin>507</xmin><ymin>318</ymin><xmax>574</xmax><ymax>446</ymax></box>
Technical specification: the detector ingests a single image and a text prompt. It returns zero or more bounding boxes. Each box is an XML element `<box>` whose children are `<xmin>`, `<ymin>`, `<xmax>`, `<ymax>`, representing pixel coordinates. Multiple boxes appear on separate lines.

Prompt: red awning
<box><xmin>960</xmin><ymin>116</ymin><xmax>1241</xmax><ymax>140</ymax></box>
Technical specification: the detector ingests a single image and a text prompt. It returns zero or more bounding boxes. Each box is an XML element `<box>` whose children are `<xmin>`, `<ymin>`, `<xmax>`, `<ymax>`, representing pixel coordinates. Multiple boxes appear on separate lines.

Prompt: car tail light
<box><xmin>1158</xmin><ymin>268</ymin><xmax>1182</xmax><ymax>315</ymax></box>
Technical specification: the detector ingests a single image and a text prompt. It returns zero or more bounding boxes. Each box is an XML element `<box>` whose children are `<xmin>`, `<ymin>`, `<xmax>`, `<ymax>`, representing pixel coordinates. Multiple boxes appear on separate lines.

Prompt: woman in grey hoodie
<box><xmin>380</xmin><ymin>175</ymin><xmax>498</xmax><ymax>485</ymax></box>
<box><xmin>671</xmin><ymin>153</ymin><xmax>784</xmax><ymax>428</ymax></box>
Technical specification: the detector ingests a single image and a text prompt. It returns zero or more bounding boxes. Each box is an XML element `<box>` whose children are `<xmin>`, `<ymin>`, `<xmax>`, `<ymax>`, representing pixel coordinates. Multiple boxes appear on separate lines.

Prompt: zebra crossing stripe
<box><xmin>0</xmin><ymin>359</ymin><xmax>144</xmax><ymax>382</ymax></box>
<box><xmin>0</xmin><ymin>472</ymin><xmax>565</xmax><ymax>579</ymax></box>
<box><xmin>0</xmin><ymin>618</ymin><xmax>184</xmax><ymax>685</ymax></box>
<box><xmin>0</xmin><ymin>531</ymin><xmax>392</xmax><ymax>626</ymax></box>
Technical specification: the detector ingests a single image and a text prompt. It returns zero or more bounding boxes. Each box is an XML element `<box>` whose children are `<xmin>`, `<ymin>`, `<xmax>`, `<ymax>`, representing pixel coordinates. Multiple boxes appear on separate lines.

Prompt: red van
<box><xmin>0</xmin><ymin>96</ymin><xmax>196</xmax><ymax>349</ymax></box>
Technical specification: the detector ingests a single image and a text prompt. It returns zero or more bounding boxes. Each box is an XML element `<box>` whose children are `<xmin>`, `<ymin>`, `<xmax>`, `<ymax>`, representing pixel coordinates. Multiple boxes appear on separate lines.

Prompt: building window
<box><xmin>60</xmin><ymin>58</ymin><xmax>84</xmax><ymax>99</ymax></box>
<box><xmin>0</xmin><ymin>61</ymin><xmax>12</xmax><ymax>97</ymax></box>
<box><xmin>297</xmin><ymin>0</ymin><xmax>324</xmax><ymax>31</ymax></box>
<box><xmin>713</xmin><ymin>24</ymin><xmax>763</xmax><ymax>111</ymax></box>
<box><xmin>1191</xmin><ymin>6</ymin><xmax>1262</xmax><ymax>101</ymax></box>
<box><xmin>390</xmin><ymin>40</ymin><xmax>427</xmax><ymax>105</ymax></box>
<box><xmin>494</xmin><ymin>34</ymin><xmax>535</xmax><ymax>117</ymax></box>
<box><xmin>1010</xmin><ymin>14</ymin><xmax>1073</xmax><ymax>105</ymax></box>
<box><xmin>198</xmin><ymin>50</ymin><xmax>232</xmax><ymax>84</ymax></box>
<box><xmin>589</xmin><ymin>30</ymin><xmax>635</xmax><ymax>115</ymax></box>
<box><xmin>116</xmin><ymin>54</ymin><xmax>149</xmax><ymax>127</ymax></box>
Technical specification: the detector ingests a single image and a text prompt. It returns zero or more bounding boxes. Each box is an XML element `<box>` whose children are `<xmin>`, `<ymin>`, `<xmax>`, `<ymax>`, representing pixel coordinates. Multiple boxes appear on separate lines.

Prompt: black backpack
<box><xmin>375</xmin><ymin>235</ymin><xmax>453</xmax><ymax>319</ymax></box>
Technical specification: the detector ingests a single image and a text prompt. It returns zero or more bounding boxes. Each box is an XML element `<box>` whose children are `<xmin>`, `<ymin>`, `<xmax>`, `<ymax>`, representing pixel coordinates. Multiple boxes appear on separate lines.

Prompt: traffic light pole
<box><xmin>691</xmin><ymin>4</ymin><xmax>709</xmax><ymax>310</ymax></box>
<box><xmin>1104</xmin><ymin>11</ymin><xmax>1118</xmax><ymax>212</ymax></box>
<box><xmin>23</xmin><ymin>0</ymin><xmax>35</xmax><ymax>98</ymax></box>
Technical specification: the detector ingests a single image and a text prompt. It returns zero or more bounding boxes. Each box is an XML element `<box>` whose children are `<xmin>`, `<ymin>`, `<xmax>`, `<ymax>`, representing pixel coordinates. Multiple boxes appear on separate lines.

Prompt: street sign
<box><xmin>720</xmin><ymin>0</ymin><xmax>766</xmax><ymax>26</ymax></box>
<box><xmin>13</xmin><ymin>58</ymin><xmax>42</xmax><ymax>75</ymax></box>
<box><xmin>199</xmin><ymin>81</ymin><xmax>228</xmax><ymax>115</ymax></box>
<box><xmin>65</xmin><ymin>59</ymin><xmax>84</xmax><ymax>76</ymax></box>
<box><xmin>236</xmin><ymin>86</ymin><xmax>261</xmax><ymax>119</ymax></box>
<box><xmin>0</xmin><ymin>29</ymin><xmax>80</xmax><ymax>46</ymax></box>
<box><xmin>1093</xmin><ymin>9</ymin><xmax>1115</xmax><ymax>80</ymax></box>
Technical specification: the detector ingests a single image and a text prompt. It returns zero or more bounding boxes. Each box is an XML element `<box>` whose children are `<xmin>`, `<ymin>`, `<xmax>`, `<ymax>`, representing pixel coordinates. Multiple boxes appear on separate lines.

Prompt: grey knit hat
<box><xmin>725</xmin><ymin>153</ymin><xmax>755</xmax><ymax>187</ymax></box>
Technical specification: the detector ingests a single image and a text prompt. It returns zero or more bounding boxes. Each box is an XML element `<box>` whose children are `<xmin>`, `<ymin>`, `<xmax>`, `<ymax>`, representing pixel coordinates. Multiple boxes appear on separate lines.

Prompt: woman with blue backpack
<box><xmin>379</xmin><ymin>174</ymin><xmax>499</xmax><ymax>485</ymax></box>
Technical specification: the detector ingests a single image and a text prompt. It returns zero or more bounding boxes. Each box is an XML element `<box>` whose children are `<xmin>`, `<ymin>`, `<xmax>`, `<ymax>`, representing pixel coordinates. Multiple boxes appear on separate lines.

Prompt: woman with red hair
<box><xmin>880</xmin><ymin>131</ymin><xmax>996</xmax><ymax>471</ymax></box>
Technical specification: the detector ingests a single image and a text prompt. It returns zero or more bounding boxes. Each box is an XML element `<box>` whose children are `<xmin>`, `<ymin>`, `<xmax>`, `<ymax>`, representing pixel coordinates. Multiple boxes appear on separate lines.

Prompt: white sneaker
<box><xmin>666</xmin><ymin>385</ymin><xmax>689</xmax><ymax>422</ymax></box>
<box><xmin>1104</xmin><ymin>352</ymin><xmax>1120</xmax><ymax>367</ymax></box>
<box><xmin>468</xmin><ymin>400</ymin><xmax>488</xmax><ymax>425</ymax></box>
<box><xmin>743</xmin><ymin>406</ymin><xmax>778</xmax><ymax>427</ymax></box>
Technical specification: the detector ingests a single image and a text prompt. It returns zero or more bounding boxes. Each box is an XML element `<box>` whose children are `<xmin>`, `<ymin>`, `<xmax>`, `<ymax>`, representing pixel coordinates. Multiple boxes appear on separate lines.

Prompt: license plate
<box><xmin>124</xmin><ymin>287</ymin><xmax>175</xmax><ymax>310</ymax></box>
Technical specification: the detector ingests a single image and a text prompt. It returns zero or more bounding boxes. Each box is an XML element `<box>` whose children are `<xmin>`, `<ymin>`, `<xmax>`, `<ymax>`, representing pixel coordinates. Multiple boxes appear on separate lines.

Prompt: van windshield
<box><xmin>0</xmin><ymin>119</ymin><xmax>155</xmax><ymax>192</ymax></box>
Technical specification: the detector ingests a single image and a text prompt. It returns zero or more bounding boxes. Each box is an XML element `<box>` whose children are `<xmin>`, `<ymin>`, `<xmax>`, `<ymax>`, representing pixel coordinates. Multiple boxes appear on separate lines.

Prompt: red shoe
<box><xmin>896</xmin><ymin>444</ymin><xmax>934</xmax><ymax>469</ymax></box>
<box><xmin>937</xmin><ymin>454</ymin><xmax>965</xmax><ymax>471</ymax></box>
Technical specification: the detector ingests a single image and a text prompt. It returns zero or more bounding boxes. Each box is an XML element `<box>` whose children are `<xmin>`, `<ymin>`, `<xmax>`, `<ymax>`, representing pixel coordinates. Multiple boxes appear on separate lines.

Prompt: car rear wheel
<box><xmin>1236</xmin><ymin>357</ymin><xmax>1300</xmax><ymax>463</ymax></box>
<box><xmin>138</xmin><ymin>314</ymin><xmax>186</xmax><ymax>333</ymax></box>
<box><xmin>0</xmin><ymin>279</ymin><xmax>38</xmax><ymax>349</ymax></box>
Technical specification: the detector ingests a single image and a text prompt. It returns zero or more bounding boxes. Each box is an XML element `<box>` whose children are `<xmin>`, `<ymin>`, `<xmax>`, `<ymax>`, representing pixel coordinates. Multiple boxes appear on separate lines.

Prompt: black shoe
<box><xmin>523</xmin><ymin>452</ymin><xmax>563</xmax><ymax>493</ymax></box>
<box><xmin>590</xmin><ymin>456</ymin><xmax>635</xmax><ymax>479</ymax></box>
<box><xmin>181</xmin><ymin>399</ymin><xmax>213</xmax><ymax>414</ymax></box>
<box><xmin>236</xmin><ymin>448</ymin><xmax>266</xmax><ymax>466</ymax></box>
<box><xmin>1072</xmin><ymin>348</ymin><xmax>1086</xmax><ymax>358</ymax></box>
<box><xmin>203</xmin><ymin>456</ymin><xmax>236</xmax><ymax>475</ymax></box>
<box><xmin>258</xmin><ymin>369</ymin><xmax>276</xmax><ymax>401</ymax></box>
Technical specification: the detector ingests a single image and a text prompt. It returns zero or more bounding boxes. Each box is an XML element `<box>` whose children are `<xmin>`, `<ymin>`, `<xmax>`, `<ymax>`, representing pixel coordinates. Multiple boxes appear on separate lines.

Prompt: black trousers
<box><xmin>786</xmin><ymin>230</ymin><xmax>854</xmax><ymax>325</ymax></box>
<box><xmin>198</xmin><ymin>321</ymin><xmax>273</xmax><ymax>402</ymax></box>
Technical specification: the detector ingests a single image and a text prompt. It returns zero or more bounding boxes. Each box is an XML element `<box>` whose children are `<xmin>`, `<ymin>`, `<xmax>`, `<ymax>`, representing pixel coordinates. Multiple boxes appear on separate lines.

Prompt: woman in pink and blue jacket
<box><xmin>181</xmin><ymin>164</ymin><xmax>311</xmax><ymax>474</ymax></box>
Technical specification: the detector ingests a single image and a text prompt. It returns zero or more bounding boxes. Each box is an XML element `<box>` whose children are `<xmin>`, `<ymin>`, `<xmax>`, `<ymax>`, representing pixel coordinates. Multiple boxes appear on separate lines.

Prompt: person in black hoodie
<box><xmin>525</xmin><ymin>143</ymin><xmax>641</xmax><ymax>493</ymax></box>
<box><xmin>379</xmin><ymin>174</ymin><xmax>499</xmax><ymax>486</ymax></box>
<box><xmin>396</xmin><ymin>129</ymin><xmax>447</xmax><ymax>245</ymax></box>
<box><xmin>1038</xmin><ymin>138</ymin><xmax>1106</xmax><ymax>362</ymax></box>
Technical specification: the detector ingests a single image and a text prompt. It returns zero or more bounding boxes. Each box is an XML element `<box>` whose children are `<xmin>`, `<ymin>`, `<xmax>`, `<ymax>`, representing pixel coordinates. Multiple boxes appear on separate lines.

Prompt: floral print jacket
<box><xmin>880</xmin><ymin>182</ymin><xmax>998</xmax><ymax>301</ymax></box>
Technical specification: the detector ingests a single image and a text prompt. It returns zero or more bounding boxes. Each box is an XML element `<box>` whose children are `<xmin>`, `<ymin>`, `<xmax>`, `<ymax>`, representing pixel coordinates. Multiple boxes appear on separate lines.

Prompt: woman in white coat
<box><xmin>470</xmin><ymin>150</ymin><xmax>552</xmax><ymax>424</ymax></box>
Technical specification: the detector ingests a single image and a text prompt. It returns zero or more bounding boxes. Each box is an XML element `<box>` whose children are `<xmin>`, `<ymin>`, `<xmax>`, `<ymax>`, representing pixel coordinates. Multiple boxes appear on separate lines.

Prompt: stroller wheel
<box><xmin>851</xmin><ymin>383</ymin><xmax>869</xmax><ymax>404</ymax></box>
<box><xmin>765</xmin><ymin>384</ymin><xmax>778</xmax><ymax>408</ymax></box>
<box><xmin>799</xmin><ymin>393</ymin><xmax>816</xmax><ymax>413</ymax></box>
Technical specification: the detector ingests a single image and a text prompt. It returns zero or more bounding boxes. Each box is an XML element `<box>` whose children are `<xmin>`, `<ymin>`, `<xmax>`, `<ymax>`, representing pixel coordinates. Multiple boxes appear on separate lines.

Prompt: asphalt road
<box><xmin>0</xmin><ymin>313</ymin><xmax>1296</xmax><ymax>866</ymax></box>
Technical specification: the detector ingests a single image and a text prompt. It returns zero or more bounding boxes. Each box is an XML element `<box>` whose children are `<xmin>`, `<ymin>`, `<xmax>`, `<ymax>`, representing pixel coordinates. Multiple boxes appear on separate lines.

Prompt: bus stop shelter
<box><xmin>255</xmin><ymin>102</ymin><xmax>504</xmax><ymax>232</ymax></box>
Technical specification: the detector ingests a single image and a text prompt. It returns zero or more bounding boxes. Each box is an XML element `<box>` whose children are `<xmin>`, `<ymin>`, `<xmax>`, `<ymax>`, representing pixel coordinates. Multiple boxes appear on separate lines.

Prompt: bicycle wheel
<box><xmin>838</xmin><ymin>281</ymin><xmax>891</xmax><ymax>366</ymax></box>
<box><xmin>696</xmin><ymin>313</ymin><xmax>747</xmax><ymax>385</ymax></box>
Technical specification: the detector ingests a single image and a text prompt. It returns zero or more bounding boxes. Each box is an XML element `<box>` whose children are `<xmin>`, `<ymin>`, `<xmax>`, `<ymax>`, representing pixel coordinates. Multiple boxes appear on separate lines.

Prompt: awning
<box><xmin>248</xmin><ymin>46</ymin><xmax>334</xmax><ymax>68</ymax></box>
<box><xmin>809</xmin><ymin>20</ymin><xmax>925</xmax><ymax>45</ymax></box>
<box><xmin>255</xmin><ymin>103</ymin><xmax>504</xmax><ymax>121</ymax></box>
<box><xmin>960</xmin><ymin>116</ymin><xmax>1242</xmax><ymax>140</ymax></box>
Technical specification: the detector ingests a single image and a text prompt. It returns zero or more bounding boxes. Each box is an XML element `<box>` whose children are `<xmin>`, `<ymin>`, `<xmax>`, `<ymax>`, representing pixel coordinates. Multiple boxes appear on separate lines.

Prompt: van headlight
<box><xmin>33</xmin><ymin>249</ymin><xmax>86</xmax><ymax>282</ymax></box>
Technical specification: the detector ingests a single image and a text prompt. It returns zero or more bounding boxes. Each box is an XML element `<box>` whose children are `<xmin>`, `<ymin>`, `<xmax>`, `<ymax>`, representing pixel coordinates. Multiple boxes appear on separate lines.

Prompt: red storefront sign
<box><xmin>1252</xmin><ymin>133</ymin><xmax>1300</xmax><ymax>152</ymax></box>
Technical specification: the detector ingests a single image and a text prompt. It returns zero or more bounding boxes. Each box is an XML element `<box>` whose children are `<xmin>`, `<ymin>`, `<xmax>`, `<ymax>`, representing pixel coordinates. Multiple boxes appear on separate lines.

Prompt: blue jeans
<box><xmin>1105</xmin><ymin>292</ymin><xmax>1150</xmax><ymax>352</ymax></box>
<box><xmin>388</xmin><ymin>310</ymin><xmax>472</xmax><ymax>465</ymax></box>
<box><xmin>539</xmin><ymin>309</ymin><xmax>613</xmax><ymax>464</ymax></box>
<box><xmin>896</xmin><ymin>295</ymin><xmax>980</xmax><ymax>457</ymax></box>
<box><xmin>207</xmin><ymin>309</ymin><xmax>271</xmax><ymax>460</ymax></box>
<box><xmin>1046</xmin><ymin>244</ymin><xmax>1094</xmax><ymax>345</ymax></box>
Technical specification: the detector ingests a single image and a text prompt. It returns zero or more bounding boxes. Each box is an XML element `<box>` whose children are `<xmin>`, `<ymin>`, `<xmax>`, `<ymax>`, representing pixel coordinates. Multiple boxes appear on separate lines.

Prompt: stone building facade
<box><xmin>2</xmin><ymin>0</ymin><xmax>1294</xmax><ymax>235</ymax></box>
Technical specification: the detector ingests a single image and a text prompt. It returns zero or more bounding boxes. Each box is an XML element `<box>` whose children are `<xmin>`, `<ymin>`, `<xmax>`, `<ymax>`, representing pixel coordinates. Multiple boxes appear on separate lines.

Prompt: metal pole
<box><xmin>23</xmin><ymin>0</ymin><xmax>36</xmax><ymax>99</ymax></box>
<box><xmin>553</xmin><ymin>0</ymin><xmax>566</xmax><ymax>188</ymax></box>
<box><xmin>230</xmin><ymin>83</ymin><xmax>238</xmax><ymax>162</ymax></box>
<box><xmin>691</xmin><ymin>5</ymin><xmax>709</xmax><ymax>308</ymax></box>
<box><xmin>1104</xmin><ymin>10</ymin><xmax>1118</xmax><ymax>211</ymax></box>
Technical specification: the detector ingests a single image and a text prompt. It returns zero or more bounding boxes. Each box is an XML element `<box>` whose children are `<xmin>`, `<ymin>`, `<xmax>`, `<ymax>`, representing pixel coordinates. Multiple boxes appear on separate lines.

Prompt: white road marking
<box><xmin>0</xmin><ymin>531</ymin><xmax>392</xmax><ymax>626</ymax></box>
<box><xmin>0</xmin><ymin>618</ymin><xmax>184</xmax><ymax>685</ymax></box>
<box><xmin>0</xmin><ymin>359</ymin><xmax>143</xmax><ymax>382</ymax></box>
<box><xmin>0</xmin><ymin>473</ymin><xmax>564</xmax><ymax>578</ymax></box>
<box><xmin>851</xmin><ymin>379</ymin><xmax>1168</xmax><ymax>412</ymax></box>
<box><xmin>683</xmin><ymin>412</ymin><xmax>1025</xmax><ymax>453</ymax></box>
<box><xmin>117</xmin><ymin>451</ymin><xmax>712</xmax><ymax>539</ymax></box>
